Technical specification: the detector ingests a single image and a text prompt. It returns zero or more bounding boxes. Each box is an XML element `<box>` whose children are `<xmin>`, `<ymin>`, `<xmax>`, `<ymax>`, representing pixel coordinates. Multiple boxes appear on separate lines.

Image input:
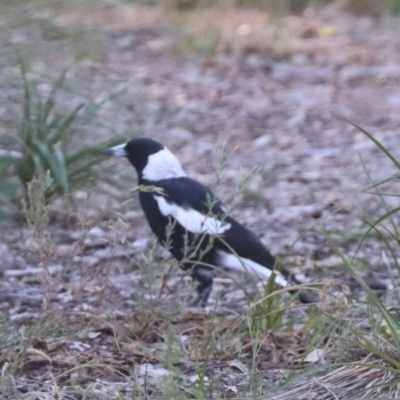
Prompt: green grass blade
<box><xmin>19</xmin><ymin>60</ymin><xmax>32</xmax><ymax>128</ymax></box>
<box><xmin>52</xmin><ymin>142</ymin><xmax>70</xmax><ymax>195</ymax></box>
<box><xmin>344</xmin><ymin>117</ymin><xmax>400</xmax><ymax>170</ymax></box>
<box><xmin>352</xmin><ymin>207</ymin><xmax>400</xmax><ymax>263</ymax></box>
<box><xmin>323</xmin><ymin>231</ymin><xmax>400</xmax><ymax>346</ymax></box>
<box><xmin>34</xmin><ymin>142</ymin><xmax>68</xmax><ymax>196</ymax></box>
<box><xmin>359</xmin><ymin>153</ymin><xmax>399</xmax><ymax>236</ymax></box>
<box><xmin>362</xmin><ymin>172</ymin><xmax>400</xmax><ymax>193</ymax></box>
<box><xmin>51</xmin><ymin>103</ymin><xmax>85</xmax><ymax>145</ymax></box>
<box><xmin>42</xmin><ymin>69</ymin><xmax>67</xmax><ymax>126</ymax></box>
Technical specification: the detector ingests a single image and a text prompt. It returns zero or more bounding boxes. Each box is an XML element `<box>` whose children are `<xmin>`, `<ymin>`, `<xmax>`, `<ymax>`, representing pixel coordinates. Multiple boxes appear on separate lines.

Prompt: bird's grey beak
<box><xmin>102</xmin><ymin>143</ymin><xmax>127</xmax><ymax>157</ymax></box>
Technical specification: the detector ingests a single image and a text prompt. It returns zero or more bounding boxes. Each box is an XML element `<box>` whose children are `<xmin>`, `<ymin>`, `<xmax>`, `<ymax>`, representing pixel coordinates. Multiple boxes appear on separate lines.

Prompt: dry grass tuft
<box><xmin>271</xmin><ymin>343</ymin><xmax>400</xmax><ymax>400</ymax></box>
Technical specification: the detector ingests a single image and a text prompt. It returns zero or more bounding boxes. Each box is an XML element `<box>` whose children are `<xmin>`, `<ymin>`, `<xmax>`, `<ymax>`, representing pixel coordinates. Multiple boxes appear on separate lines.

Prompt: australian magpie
<box><xmin>103</xmin><ymin>138</ymin><xmax>312</xmax><ymax>306</ymax></box>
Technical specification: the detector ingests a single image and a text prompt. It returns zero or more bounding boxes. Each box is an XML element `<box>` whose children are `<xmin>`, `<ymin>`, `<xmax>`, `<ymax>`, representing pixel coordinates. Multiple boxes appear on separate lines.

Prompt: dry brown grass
<box><xmin>271</xmin><ymin>344</ymin><xmax>400</xmax><ymax>399</ymax></box>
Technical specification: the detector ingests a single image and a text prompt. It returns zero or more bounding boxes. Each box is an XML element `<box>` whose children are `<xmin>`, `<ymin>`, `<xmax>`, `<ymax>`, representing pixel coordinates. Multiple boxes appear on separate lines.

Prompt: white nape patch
<box><xmin>142</xmin><ymin>148</ymin><xmax>186</xmax><ymax>181</ymax></box>
<box><xmin>105</xmin><ymin>143</ymin><xmax>127</xmax><ymax>157</ymax></box>
<box><xmin>216</xmin><ymin>250</ymin><xmax>289</xmax><ymax>288</ymax></box>
<box><xmin>154</xmin><ymin>196</ymin><xmax>232</xmax><ymax>235</ymax></box>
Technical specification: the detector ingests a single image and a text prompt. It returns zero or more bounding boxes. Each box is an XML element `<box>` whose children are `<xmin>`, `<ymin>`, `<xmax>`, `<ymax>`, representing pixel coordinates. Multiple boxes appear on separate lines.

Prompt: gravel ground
<box><xmin>1</xmin><ymin>1</ymin><xmax>400</xmax><ymax>398</ymax></box>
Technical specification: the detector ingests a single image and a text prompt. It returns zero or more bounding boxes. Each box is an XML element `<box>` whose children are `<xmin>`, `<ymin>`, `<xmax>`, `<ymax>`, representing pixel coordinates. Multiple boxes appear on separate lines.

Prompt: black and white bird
<box><xmin>104</xmin><ymin>138</ymin><xmax>311</xmax><ymax>306</ymax></box>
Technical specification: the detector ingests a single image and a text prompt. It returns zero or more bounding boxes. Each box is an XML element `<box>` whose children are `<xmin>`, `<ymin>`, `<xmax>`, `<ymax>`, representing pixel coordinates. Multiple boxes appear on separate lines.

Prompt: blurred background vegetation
<box><xmin>1</xmin><ymin>0</ymin><xmax>400</xmax><ymax>217</ymax></box>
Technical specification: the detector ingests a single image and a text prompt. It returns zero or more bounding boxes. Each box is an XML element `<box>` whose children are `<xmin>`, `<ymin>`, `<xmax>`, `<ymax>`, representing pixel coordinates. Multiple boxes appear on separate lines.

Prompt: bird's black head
<box><xmin>125</xmin><ymin>138</ymin><xmax>164</xmax><ymax>174</ymax></box>
<box><xmin>104</xmin><ymin>137</ymin><xmax>186</xmax><ymax>182</ymax></box>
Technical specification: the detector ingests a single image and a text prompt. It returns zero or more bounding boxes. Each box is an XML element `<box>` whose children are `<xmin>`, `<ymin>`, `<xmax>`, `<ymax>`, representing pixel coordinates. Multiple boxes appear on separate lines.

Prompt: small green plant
<box><xmin>0</xmin><ymin>61</ymin><xmax>125</xmax><ymax>213</ymax></box>
<box><xmin>248</xmin><ymin>275</ymin><xmax>286</xmax><ymax>332</ymax></box>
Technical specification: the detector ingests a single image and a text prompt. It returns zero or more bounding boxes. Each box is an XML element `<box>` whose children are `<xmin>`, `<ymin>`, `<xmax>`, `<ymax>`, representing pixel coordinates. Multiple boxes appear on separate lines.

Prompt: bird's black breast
<box><xmin>139</xmin><ymin>191</ymin><xmax>170</xmax><ymax>243</ymax></box>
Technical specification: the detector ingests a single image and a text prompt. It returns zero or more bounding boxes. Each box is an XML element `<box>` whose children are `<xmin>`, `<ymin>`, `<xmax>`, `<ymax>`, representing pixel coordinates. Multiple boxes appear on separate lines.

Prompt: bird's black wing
<box><xmin>150</xmin><ymin>178</ymin><xmax>277</xmax><ymax>266</ymax></box>
<box><xmin>148</xmin><ymin>177</ymin><xmax>227</xmax><ymax>216</ymax></box>
<box><xmin>159</xmin><ymin>179</ymin><xmax>302</xmax><ymax>279</ymax></box>
<box><xmin>140</xmin><ymin>177</ymin><xmax>275</xmax><ymax>266</ymax></box>
<box><xmin>138</xmin><ymin>177</ymin><xmax>228</xmax><ymax>259</ymax></box>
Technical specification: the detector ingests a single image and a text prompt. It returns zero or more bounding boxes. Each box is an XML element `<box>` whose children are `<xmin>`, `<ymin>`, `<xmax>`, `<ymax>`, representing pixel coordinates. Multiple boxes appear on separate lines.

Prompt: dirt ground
<box><xmin>1</xmin><ymin>1</ymin><xmax>400</xmax><ymax>398</ymax></box>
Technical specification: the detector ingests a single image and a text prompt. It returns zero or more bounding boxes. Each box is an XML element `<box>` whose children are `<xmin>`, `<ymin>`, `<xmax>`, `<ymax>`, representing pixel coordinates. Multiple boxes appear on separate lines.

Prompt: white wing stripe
<box><xmin>154</xmin><ymin>195</ymin><xmax>231</xmax><ymax>235</ymax></box>
<box><xmin>217</xmin><ymin>250</ymin><xmax>289</xmax><ymax>287</ymax></box>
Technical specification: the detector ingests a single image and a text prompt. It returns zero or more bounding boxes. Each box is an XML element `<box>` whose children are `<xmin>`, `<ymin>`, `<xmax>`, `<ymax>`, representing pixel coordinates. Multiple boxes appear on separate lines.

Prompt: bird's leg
<box><xmin>189</xmin><ymin>280</ymin><xmax>213</xmax><ymax>307</ymax></box>
<box><xmin>189</xmin><ymin>267</ymin><xmax>214</xmax><ymax>307</ymax></box>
